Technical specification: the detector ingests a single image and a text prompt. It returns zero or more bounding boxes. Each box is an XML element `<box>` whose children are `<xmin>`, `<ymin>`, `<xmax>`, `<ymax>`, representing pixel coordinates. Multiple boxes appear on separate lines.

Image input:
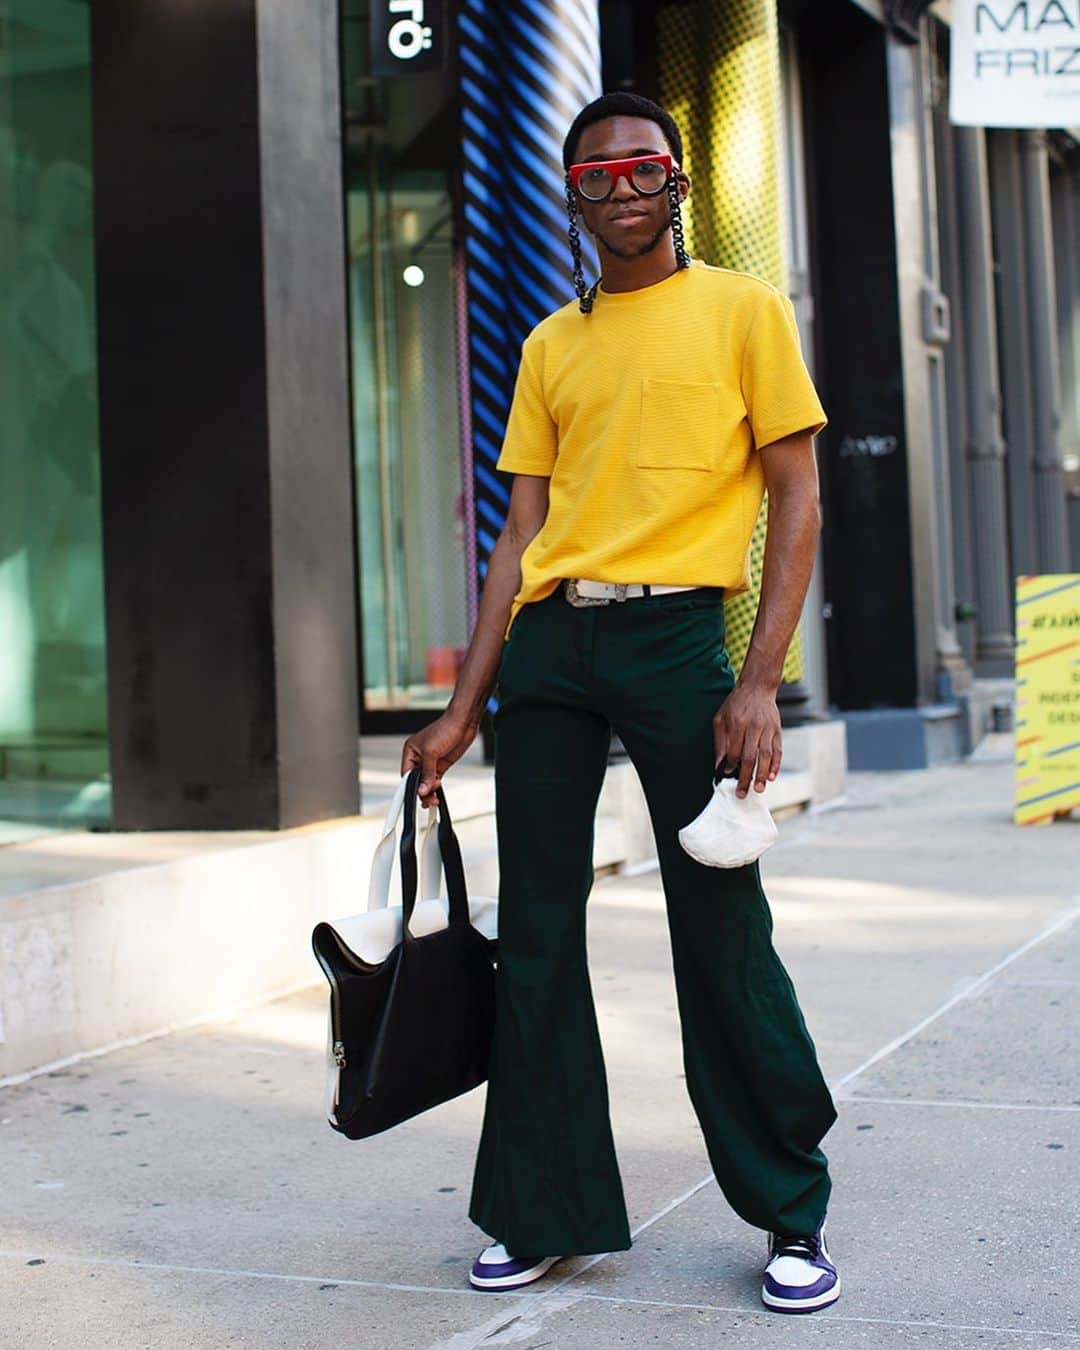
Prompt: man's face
<box><xmin>570</xmin><ymin>115</ymin><xmax>689</xmax><ymax>260</ymax></box>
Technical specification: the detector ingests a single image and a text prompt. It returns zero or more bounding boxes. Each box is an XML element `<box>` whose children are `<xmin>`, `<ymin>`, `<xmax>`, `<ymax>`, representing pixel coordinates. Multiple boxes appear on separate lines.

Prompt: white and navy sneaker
<box><xmin>468</xmin><ymin>1243</ymin><xmax>562</xmax><ymax>1291</ymax></box>
<box><xmin>761</xmin><ymin>1218</ymin><xmax>840</xmax><ymax>1313</ymax></box>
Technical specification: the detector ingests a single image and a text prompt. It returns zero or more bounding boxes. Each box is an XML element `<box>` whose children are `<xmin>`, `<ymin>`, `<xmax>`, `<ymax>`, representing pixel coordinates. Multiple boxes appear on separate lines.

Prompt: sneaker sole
<box><xmin>761</xmin><ymin>1276</ymin><xmax>841</xmax><ymax>1313</ymax></box>
<box><xmin>469</xmin><ymin>1256</ymin><xmax>562</xmax><ymax>1291</ymax></box>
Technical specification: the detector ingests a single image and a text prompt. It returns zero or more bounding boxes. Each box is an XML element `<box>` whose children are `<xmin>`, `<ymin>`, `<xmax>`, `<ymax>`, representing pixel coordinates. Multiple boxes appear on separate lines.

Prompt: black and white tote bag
<box><xmin>311</xmin><ymin>767</ymin><xmax>497</xmax><ymax>1139</ymax></box>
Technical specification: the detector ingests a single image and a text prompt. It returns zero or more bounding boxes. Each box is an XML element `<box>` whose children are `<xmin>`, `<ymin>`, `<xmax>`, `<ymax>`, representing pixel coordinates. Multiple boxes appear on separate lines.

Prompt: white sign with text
<box><xmin>949</xmin><ymin>0</ymin><xmax>1080</xmax><ymax>126</ymax></box>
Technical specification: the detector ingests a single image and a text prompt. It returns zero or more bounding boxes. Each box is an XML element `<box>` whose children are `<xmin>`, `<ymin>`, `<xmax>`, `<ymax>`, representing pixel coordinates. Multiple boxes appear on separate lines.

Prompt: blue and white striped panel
<box><xmin>460</xmin><ymin>0</ymin><xmax>600</xmax><ymax>601</ymax></box>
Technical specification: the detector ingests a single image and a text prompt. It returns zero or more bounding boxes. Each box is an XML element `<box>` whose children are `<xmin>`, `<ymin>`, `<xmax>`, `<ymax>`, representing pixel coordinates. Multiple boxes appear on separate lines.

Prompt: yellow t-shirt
<box><xmin>496</xmin><ymin>259</ymin><xmax>827</xmax><ymax>635</ymax></box>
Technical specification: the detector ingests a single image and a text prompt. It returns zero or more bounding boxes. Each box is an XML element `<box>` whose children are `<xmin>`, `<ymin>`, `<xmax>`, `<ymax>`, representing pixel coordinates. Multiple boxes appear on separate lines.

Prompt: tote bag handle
<box><xmin>366</xmin><ymin>771</ymin><xmax>444</xmax><ymax>911</ymax></box>
<box><xmin>366</xmin><ymin>773</ymin><xmax>413</xmax><ymax>913</ymax></box>
<box><xmin>366</xmin><ymin>770</ymin><xmax>469</xmax><ymax>923</ymax></box>
<box><xmin>419</xmin><ymin>803</ymin><xmax>442</xmax><ymax>902</ymax></box>
<box><xmin>398</xmin><ymin>766</ymin><xmax>469</xmax><ymax>936</ymax></box>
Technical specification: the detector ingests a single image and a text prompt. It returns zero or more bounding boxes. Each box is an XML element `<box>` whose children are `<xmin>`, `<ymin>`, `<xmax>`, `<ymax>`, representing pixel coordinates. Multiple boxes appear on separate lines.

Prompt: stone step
<box><xmin>0</xmin><ymin>726</ymin><xmax>844</xmax><ymax>1079</ymax></box>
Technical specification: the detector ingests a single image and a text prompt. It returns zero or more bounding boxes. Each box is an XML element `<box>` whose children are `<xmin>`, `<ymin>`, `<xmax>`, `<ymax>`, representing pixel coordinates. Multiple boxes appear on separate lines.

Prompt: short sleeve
<box><xmin>495</xmin><ymin>338</ymin><xmax>558</xmax><ymax>476</ymax></box>
<box><xmin>740</xmin><ymin>289</ymin><xmax>827</xmax><ymax>449</ymax></box>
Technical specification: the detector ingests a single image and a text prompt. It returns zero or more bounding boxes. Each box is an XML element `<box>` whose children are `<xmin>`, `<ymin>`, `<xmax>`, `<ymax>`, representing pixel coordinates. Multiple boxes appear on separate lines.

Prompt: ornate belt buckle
<box><xmin>614</xmin><ymin>583</ymin><xmax>628</xmax><ymax>602</ymax></box>
<box><xmin>564</xmin><ymin>579</ymin><xmax>609</xmax><ymax>608</ymax></box>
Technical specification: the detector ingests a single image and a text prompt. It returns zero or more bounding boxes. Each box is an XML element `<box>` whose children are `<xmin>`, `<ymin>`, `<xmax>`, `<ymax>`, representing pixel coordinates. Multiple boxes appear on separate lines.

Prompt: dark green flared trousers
<box><xmin>469</xmin><ymin>585</ymin><xmax>836</xmax><ymax>1257</ymax></box>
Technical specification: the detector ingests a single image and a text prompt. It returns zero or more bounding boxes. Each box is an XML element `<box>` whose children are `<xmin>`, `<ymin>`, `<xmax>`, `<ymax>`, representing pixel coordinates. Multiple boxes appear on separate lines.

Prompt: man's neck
<box><xmin>598</xmin><ymin>238</ymin><xmax>681</xmax><ymax>294</ymax></box>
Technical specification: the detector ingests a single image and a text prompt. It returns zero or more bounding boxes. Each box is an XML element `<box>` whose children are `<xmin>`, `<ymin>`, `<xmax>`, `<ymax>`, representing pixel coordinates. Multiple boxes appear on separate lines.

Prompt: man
<box><xmin>401</xmin><ymin>91</ymin><xmax>839</xmax><ymax>1315</ymax></box>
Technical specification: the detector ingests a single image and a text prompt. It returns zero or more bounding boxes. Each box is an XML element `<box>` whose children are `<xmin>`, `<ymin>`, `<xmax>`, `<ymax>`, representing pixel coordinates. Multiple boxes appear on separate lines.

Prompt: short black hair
<box><xmin>562</xmin><ymin>92</ymin><xmax>684</xmax><ymax>171</ymax></box>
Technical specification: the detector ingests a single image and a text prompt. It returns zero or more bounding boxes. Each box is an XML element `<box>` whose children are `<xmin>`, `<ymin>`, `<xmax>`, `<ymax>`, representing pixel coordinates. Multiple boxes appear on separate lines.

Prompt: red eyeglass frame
<box><xmin>567</xmin><ymin>152</ymin><xmax>674</xmax><ymax>201</ymax></box>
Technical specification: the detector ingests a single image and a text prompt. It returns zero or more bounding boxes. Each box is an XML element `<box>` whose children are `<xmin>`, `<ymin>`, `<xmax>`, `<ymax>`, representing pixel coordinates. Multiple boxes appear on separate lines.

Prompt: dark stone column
<box><xmin>90</xmin><ymin>0</ymin><xmax>359</xmax><ymax>829</ymax></box>
<box><xmin>802</xmin><ymin>10</ymin><xmax>918</xmax><ymax>710</ymax></box>
<box><xmin>953</xmin><ymin>126</ymin><xmax>1013</xmax><ymax>674</ymax></box>
<box><xmin>988</xmin><ymin>131</ymin><xmax>1070</xmax><ymax>581</ymax></box>
<box><xmin>1020</xmin><ymin>132</ymin><xmax>1070</xmax><ymax>574</ymax></box>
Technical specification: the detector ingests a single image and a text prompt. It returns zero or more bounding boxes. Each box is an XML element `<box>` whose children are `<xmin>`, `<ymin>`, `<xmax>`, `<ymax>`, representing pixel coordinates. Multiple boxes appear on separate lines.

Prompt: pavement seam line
<box><xmin>577</xmin><ymin>1291</ymin><xmax>1080</xmax><ymax>1340</ymax></box>
<box><xmin>1001</xmin><ymin>977</ymin><xmax>1080</xmax><ymax>987</ymax></box>
<box><xmin>831</xmin><ymin>900</ymin><xmax>1080</xmax><ymax>1095</ymax></box>
<box><xmin>5</xmin><ymin>1248</ymin><xmax>1079</xmax><ymax>1344</ymax></box>
<box><xmin>847</xmin><ymin>1094</ymin><xmax>1080</xmax><ymax>1113</ymax></box>
<box><xmin>0</xmin><ymin>980</ymin><xmax>320</xmax><ymax>1091</ymax></box>
<box><xmin>0</xmin><ymin>1249</ymin><xmax>510</xmax><ymax>1300</ymax></box>
<box><xmin>629</xmin><ymin>1173</ymin><xmax>717</xmax><ymax>1241</ymax></box>
<box><xmin>432</xmin><ymin>1293</ymin><xmax>586</xmax><ymax>1349</ymax></box>
<box><xmin>428</xmin><ymin>1257</ymin><xmax>604</xmax><ymax>1347</ymax></box>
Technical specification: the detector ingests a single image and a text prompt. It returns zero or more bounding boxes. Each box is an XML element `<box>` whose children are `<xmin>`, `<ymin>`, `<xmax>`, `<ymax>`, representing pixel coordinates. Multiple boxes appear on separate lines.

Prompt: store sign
<box><xmin>371</xmin><ymin>0</ymin><xmax>446</xmax><ymax>77</ymax></box>
<box><xmin>1014</xmin><ymin>574</ymin><xmax>1080</xmax><ymax>825</ymax></box>
<box><xmin>949</xmin><ymin>0</ymin><xmax>1080</xmax><ymax>127</ymax></box>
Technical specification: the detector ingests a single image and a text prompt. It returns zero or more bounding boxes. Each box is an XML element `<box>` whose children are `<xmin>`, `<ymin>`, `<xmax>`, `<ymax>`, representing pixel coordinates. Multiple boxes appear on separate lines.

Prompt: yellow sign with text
<box><xmin>1015</xmin><ymin>574</ymin><xmax>1080</xmax><ymax>826</ymax></box>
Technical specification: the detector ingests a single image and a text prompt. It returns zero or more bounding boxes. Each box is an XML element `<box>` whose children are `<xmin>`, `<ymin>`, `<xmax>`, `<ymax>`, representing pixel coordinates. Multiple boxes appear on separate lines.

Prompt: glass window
<box><xmin>341</xmin><ymin>0</ymin><xmax>470</xmax><ymax>715</ymax></box>
<box><xmin>0</xmin><ymin>1</ymin><xmax>109</xmax><ymax>839</ymax></box>
<box><xmin>347</xmin><ymin>163</ymin><xmax>470</xmax><ymax>710</ymax></box>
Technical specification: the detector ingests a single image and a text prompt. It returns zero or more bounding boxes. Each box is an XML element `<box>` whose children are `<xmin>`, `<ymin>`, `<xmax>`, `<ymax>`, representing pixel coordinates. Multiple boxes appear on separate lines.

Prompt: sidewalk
<box><xmin>2</xmin><ymin>737</ymin><xmax>1077</xmax><ymax>1349</ymax></box>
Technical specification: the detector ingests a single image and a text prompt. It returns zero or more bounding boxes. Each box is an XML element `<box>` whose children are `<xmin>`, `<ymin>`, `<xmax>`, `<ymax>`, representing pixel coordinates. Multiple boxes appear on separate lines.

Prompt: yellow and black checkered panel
<box><xmin>658</xmin><ymin>1</ymin><xmax>802</xmax><ymax>683</ymax></box>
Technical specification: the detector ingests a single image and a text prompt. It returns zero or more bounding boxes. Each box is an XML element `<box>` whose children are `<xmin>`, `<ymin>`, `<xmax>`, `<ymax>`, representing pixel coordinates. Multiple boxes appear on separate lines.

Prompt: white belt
<box><xmin>563</xmin><ymin>578</ymin><xmax>700</xmax><ymax>607</ymax></box>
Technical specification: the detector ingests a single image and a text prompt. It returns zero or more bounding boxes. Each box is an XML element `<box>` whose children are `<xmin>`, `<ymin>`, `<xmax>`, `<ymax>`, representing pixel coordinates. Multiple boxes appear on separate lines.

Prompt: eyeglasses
<box><xmin>567</xmin><ymin>152</ymin><xmax>674</xmax><ymax>203</ymax></box>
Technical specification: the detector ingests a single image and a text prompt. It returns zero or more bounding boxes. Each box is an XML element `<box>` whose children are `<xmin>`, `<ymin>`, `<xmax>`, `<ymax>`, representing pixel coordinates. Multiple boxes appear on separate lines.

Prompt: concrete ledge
<box><xmin>840</xmin><ymin>704</ymin><xmax>968</xmax><ymax>769</ymax></box>
<box><xmin>784</xmin><ymin>719</ymin><xmax>849</xmax><ymax>804</ymax></box>
<box><xmin>0</xmin><ymin>817</ymin><xmax>378</xmax><ymax>1080</ymax></box>
<box><xmin>0</xmin><ymin>723</ymin><xmax>848</xmax><ymax>1080</ymax></box>
<box><xmin>959</xmin><ymin>678</ymin><xmax>1015</xmax><ymax>750</ymax></box>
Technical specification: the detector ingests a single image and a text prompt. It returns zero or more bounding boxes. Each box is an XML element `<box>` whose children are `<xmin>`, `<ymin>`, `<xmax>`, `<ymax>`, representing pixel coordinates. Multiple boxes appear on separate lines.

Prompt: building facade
<box><xmin>1</xmin><ymin>0</ymin><xmax>1078</xmax><ymax>836</ymax></box>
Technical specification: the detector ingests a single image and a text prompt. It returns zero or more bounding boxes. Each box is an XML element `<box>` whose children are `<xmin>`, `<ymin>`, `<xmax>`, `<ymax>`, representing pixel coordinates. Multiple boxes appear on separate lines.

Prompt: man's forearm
<box><xmin>447</xmin><ymin>531</ymin><xmax>525</xmax><ymax>725</ymax></box>
<box><xmin>738</xmin><ymin>491</ymin><xmax>821</xmax><ymax>694</ymax></box>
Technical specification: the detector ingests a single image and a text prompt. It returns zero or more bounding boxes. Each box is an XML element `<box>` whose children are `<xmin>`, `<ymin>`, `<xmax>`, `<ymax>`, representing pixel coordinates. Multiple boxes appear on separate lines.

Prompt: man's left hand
<box><xmin>712</xmin><ymin>683</ymin><xmax>782</xmax><ymax>799</ymax></box>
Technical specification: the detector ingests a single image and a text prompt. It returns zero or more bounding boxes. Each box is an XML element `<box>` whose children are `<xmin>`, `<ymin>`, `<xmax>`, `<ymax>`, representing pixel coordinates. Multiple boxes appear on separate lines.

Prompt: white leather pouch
<box><xmin>678</xmin><ymin>776</ymin><xmax>779</xmax><ymax>869</ymax></box>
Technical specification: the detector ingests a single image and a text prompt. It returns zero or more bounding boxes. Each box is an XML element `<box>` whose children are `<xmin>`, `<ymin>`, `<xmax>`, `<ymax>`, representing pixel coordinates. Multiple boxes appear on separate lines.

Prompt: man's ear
<box><xmin>677</xmin><ymin>170</ymin><xmax>691</xmax><ymax>203</ymax></box>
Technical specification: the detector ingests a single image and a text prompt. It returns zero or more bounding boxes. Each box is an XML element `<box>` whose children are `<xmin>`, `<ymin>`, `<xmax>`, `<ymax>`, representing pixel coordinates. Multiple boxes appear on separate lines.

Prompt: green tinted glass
<box><xmin>0</xmin><ymin>2</ymin><xmax>110</xmax><ymax>837</ymax></box>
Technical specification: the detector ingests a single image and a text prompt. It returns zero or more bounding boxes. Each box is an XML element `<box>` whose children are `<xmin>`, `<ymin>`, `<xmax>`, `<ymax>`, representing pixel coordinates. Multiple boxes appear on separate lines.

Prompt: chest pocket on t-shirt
<box><xmin>637</xmin><ymin>378</ymin><xmax>721</xmax><ymax>471</ymax></box>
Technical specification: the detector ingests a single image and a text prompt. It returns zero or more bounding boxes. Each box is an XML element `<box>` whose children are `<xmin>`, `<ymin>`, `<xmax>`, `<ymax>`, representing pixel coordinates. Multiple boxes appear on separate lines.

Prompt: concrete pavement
<box><xmin>1</xmin><ymin>737</ymin><xmax>1078</xmax><ymax>1348</ymax></box>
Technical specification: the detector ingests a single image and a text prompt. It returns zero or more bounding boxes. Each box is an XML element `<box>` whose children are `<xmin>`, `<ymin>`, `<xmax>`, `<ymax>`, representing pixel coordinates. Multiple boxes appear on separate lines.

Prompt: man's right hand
<box><xmin>401</xmin><ymin>711</ymin><xmax>481</xmax><ymax>809</ymax></box>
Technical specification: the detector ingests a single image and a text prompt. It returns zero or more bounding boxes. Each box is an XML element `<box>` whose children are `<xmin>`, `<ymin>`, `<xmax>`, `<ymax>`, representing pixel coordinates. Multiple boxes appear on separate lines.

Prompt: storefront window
<box><xmin>348</xmin><ymin>166</ymin><xmax>469</xmax><ymax>710</ymax></box>
<box><xmin>0</xmin><ymin>2</ymin><xmax>110</xmax><ymax>839</ymax></box>
<box><xmin>343</xmin><ymin>2</ymin><xmax>470</xmax><ymax>716</ymax></box>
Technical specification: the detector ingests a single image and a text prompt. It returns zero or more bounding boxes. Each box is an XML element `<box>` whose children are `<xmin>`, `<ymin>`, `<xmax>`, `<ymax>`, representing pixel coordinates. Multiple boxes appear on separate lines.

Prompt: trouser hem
<box><xmin>468</xmin><ymin>1208</ymin><xmax>632</xmax><ymax>1258</ymax></box>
